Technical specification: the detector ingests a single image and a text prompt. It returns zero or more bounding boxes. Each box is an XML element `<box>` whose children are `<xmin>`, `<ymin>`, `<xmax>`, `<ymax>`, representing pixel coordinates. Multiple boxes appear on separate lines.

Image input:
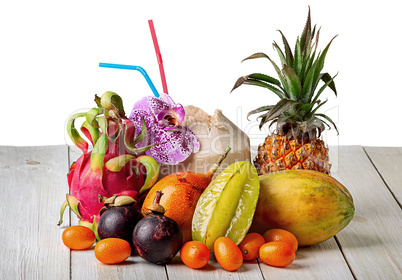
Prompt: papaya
<box><xmin>250</xmin><ymin>170</ymin><xmax>354</xmax><ymax>246</ymax></box>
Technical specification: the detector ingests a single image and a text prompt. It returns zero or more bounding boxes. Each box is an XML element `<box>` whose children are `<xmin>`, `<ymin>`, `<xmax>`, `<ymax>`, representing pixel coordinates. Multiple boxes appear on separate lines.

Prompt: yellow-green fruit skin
<box><xmin>250</xmin><ymin>170</ymin><xmax>354</xmax><ymax>246</ymax></box>
<box><xmin>192</xmin><ymin>161</ymin><xmax>260</xmax><ymax>253</ymax></box>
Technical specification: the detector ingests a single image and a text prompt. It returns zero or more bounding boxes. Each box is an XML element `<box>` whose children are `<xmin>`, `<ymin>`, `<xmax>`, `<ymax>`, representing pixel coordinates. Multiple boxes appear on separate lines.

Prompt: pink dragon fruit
<box><xmin>58</xmin><ymin>91</ymin><xmax>160</xmax><ymax>235</ymax></box>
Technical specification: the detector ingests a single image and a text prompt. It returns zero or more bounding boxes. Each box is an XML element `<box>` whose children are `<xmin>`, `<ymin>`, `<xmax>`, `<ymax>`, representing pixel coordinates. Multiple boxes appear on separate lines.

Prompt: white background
<box><xmin>1</xmin><ymin>0</ymin><xmax>401</xmax><ymax>147</ymax></box>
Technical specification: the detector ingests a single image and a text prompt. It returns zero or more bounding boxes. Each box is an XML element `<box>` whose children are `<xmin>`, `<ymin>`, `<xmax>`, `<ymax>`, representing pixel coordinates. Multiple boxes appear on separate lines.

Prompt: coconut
<box><xmin>158</xmin><ymin>105</ymin><xmax>251</xmax><ymax>178</ymax></box>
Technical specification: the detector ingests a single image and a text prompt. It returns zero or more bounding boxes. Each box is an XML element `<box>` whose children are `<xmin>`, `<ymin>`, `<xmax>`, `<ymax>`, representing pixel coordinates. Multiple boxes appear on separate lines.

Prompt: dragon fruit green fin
<box><xmin>66</xmin><ymin>194</ymin><xmax>81</xmax><ymax>219</ymax></box>
<box><xmin>57</xmin><ymin>200</ymin><xmax>68</xmax><ymax>226</ymax></box>
<box><xmin>105</xmin><ymin>154</ymin><xmax>135</xmax><ymax>172</ymax></box>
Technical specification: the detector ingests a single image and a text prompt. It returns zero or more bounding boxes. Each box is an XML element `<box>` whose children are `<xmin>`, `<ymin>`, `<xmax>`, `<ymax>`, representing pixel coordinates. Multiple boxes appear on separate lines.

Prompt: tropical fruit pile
<box><xmin>58</xmin><ymin>7</ymin><xmax>355</xmax><ymax>271</ymax></box>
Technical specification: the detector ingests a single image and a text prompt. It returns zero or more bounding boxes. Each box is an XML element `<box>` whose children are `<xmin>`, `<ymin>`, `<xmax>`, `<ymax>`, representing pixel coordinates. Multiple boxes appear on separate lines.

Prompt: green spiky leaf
<box><xmin>248</xmin><ymin>73</ymin><xmax>281</xmax><ymax>86</ymax></box>
<box><xmin>307</xmin><ymin>118</ymin><xmax>325</xmax><ymax>137</ymax></box>
<box><xmin>316</xmin><ymin>113</ymin><xmax>339</xmax><ymax>134</ymax></box>
<box><xmin>294</xmin><ymin>38</ymin><xmax>302</xmax><ymax>76</ymax></box>
<box><xmin>299</xmin><ymin>100</ymin><xmax>321</xmax><ymax>116</ymax></box>
<box><xmin>311</xmin><ymin>36</ymin><xmax>338</xmax><ymax>96</ymax></box>
<box><xmin>244</xmin><ymin>80</ymin><xmax>285</xmax><ymax>99</ymax></box>
<box><xmin>233</xmin><ymin>8</ymin><xmax>339</xmax><ymax>136</ymax></box>
<box><xmin>301</xmin><ymin>55</ymin><xmax>319</xmax><ymax>103</ymax></box>
<box><xmin>273</xmin><ymin>41</ymin><xmax>287</xmax><ymax>66</ymax></box>
<box><xmin>300</xmin><ymin>7</ymin><xmax>312</xmax><ymax>56</ymax></box>
<box><xmin>241</xmin><ymin>52</ymin><xmax>270</xmax><ymax>62</ymax></box>
<box><xmin>242</xmin><ymin>52</ymin><xmax>290</xmax><ymax>98</ymax></box>
<box><xmin>313</xmin><ymin>116</ymin><xmax>331</xmax><ymax>131</ymax></box>
<box><xmin>299</xmin><ymin>51</ymin><xmax>313</xmax><ymax>84</ymax></box>
<box><xmin>259</xmin><ymin>99</ymin><xmax>301</xmax><ymax>129</ymax></box>
<box><xmin>231</xmin><ymin>76</ymin><xmax>247</xmax><ymax>92</ymax></box>
<box><xmin>277</xmin><ymin>30</ymin><xmax>294</xmax><ymax>66</ymax></box>
<box><xmin>268</xmin><ymin>119</ymin><xmax>278</xmax><ymax>130</ymax></box>
<box><xmin>320</xmin><ymin>72</ymin><xmax>337</xmax><ymax>95</ymax></box>
<box><xmin>282</xmin><ymin>65</ymin><xmax>301</xmax><ymax>100</ymax></box>
<box><xmin>313</xmin><ymin>27</ymin><xmax>321</xmax><ymax>52</ymax></box>
<box><xmin>305</xmin><ymin>99</ymin><xmax>328</xmax><ymax>120</ymax></box>
<box><xmin>231</xmin><ymin>74</ymin><xmax>285</xmax><ymax>99</ymax></box>
<box><xmin>313</xmin><ymin>72</ymin><xmax>338</xmax><ymax>103</ymax></box>
<box><xmin>247</xmin><ymin>105</ymin><xmax>274</xmax><ymax>120</ymax></box>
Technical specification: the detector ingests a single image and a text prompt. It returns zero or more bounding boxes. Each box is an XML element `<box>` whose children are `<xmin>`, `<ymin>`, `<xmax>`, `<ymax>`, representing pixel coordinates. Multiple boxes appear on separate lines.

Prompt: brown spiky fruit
<box><xmin>232</xmin><ymin>7</ymin><xmax>338</xmax><ymax>175</ymax></box>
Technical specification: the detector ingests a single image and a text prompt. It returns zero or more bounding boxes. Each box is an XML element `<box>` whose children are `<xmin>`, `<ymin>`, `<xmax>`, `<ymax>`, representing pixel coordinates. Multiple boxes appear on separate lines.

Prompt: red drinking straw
<box><xmin>148</xmin><ymin>19</ymin><xmax>169</xmax><ymax>95</ymax></box>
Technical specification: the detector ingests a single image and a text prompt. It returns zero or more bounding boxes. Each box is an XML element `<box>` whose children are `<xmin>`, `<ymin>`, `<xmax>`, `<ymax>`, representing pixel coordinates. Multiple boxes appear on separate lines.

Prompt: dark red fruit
<box><xmin>97</xmin><ymin>205</ymin><xmax>142</xmax><ymax>246</ymax></box>
<box><xmin>132</xmin><ymin>191</ymin><xmax>183</xmax><ymax>264</ymax></box>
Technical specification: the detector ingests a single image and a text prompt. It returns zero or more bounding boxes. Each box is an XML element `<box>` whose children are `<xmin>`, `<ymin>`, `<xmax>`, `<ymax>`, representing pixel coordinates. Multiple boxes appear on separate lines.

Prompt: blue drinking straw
<box><xmin>99</xmin><ymin>62</ymin><xmax>160</xmax><ymax>97</ymax></box>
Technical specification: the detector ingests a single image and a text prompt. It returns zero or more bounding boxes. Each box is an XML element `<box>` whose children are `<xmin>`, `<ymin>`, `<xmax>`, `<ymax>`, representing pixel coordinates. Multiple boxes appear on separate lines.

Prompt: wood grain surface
<box><xmin>0</xmin><ymin>145</ymin><xmax>401</xmax><ymax>279</ymax></box>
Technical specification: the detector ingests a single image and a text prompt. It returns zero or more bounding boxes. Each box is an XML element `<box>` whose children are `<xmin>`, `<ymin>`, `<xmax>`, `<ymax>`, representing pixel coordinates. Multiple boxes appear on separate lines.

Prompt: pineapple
<box><xmin>231</xmin><ymin>8</ymin><xmax>338</xmax><ymax>175</ymax></box>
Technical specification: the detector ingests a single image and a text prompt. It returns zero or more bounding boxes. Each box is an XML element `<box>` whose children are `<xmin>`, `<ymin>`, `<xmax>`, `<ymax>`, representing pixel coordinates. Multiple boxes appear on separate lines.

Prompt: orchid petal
<box><xmin>171</xmin><ymin>105</ymin><xmax>185</xmax><ymax>124</ymax></box>
<box><xmin>133</xmin><ymin>95</ymin><xmax>166</xmax><ymax>116</ymax></box>
<box><xmin>129</xmin><ymin>94</ymin><xmax>199</xmax><ymax>164</ymax></box>
<box><xmin>145</xmin><ymin>126</ymin><xmax>199</xmax><ymax>165</ymax></box>
<box><xmin>157</xmin><ymin>104</ymin><xmax>185</xmax><ymax>129</ymax></box>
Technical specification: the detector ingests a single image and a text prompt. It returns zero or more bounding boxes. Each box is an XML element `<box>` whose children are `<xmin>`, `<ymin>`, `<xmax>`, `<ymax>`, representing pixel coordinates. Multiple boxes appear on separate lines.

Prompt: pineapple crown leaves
<box><xmin>231</xmin><ymin>7</ymin><xmax>339</xmax><ymax>136</ymax></box>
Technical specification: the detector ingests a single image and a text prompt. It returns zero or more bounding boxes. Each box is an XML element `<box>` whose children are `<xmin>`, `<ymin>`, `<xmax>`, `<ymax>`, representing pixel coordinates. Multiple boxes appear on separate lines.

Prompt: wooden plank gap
<box><xmin>69</xmin><ymin>250</ymin><xmax>72</xmax><ymax>280</ymax></box>
<box><xmin>67</xmin><ymin>145</ymin><xmax>73</xmax><ymax>280</ymax></box>
<box><xmin>256</xmin><ymin>259</ymin><xmax>266</xmax><ymax>280</ymax></box>
<box><xmin>334</xmin><ymin>235</ymin><xmax>357</xmax><ymax>280</ymax></box>
<box><xmin>67</xmin><ymin>145</ymin><xmax>72</xmax><ymax>170</ymax></box>
<box><xmin>164</xmin><ymin>264</ymin><xmax>170</xmax><ymax>280</ymax></box>
<box><xmin>362</xmin><ymin>147</ymin><xmax>401</xmax><ymax>208</ymax></box>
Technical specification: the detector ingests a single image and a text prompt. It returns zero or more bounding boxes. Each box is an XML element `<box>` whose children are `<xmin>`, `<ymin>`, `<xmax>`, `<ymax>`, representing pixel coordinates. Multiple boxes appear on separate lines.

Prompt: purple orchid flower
<box><xmin>129</xmin><ymin>93</ymin><xmax>200</xmax><ymax>165</ymax></box>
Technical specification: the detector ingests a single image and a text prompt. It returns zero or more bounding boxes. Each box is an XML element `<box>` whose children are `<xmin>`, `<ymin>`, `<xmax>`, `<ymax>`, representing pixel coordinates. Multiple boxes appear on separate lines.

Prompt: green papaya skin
<box><xmin>192</xmin><ymin>161</ymin><xmax>260</xmax><ymax>252</ymax></box>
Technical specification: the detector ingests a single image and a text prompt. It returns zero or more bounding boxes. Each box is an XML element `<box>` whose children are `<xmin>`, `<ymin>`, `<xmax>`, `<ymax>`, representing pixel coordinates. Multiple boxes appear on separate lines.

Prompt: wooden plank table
<box><xmin>0</xmin><ymin>145</ymin><xmax>401</xmax><ymax>279</ymax></box>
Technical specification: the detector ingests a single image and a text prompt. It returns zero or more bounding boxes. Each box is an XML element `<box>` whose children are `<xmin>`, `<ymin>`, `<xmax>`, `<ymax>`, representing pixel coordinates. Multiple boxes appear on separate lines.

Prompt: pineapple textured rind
<box><xmin>254</xmin><ymin>134</ymin><xmax>331</xmax><ymax>175</ymax></box>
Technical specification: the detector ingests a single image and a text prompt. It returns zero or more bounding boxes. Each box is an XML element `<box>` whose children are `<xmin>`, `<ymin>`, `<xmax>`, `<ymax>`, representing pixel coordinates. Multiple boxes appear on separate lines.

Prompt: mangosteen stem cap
<box><xmin>146</xmin><ymin>191</ymin><xmax>166</xmax><ymax>215</ymax></box>
<box><xmin>98</xmin><ymin>194</ymin><xmax>136</xmax><ymax>207</ymax></box>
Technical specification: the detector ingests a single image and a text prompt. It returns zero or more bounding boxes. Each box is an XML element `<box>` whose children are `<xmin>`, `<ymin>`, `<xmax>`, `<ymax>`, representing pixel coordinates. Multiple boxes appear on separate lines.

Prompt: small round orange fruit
<box><xmin>263</xmin><ymin>228</ymin><xmax>298</xmax><ymax>252</ymax></box>
<box><xmin>141</xmin><ymin>171</ymin><xmax>213</xmax><ymax>243</ymax></box>
<box><xmin>259</xmin><ymin>241</ymin><xmax>295</xmax><ymax>267</ymax></box>
<box><xmin>238</xmin><ymin>233</ymin><xmax>265</xmax><ymax>261</ymax></box>
<box><xmin>94</xmin><ymin>238</ymin><xmax>131</xmax><ymax>264</ymax></box>
<box><xmin>180</xmin><ymin>241</ymin><xmax>210</xmax><ymax>269</ymax></box>
<box><xmin>62</xmin><ymin>225</ymin><xmax>96</xmax><ymax>250</ymax></box>
<box><xmin>214</xmin><ymin>237</ymin><xmax>243</xmax><ymax>271</ymax></box>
